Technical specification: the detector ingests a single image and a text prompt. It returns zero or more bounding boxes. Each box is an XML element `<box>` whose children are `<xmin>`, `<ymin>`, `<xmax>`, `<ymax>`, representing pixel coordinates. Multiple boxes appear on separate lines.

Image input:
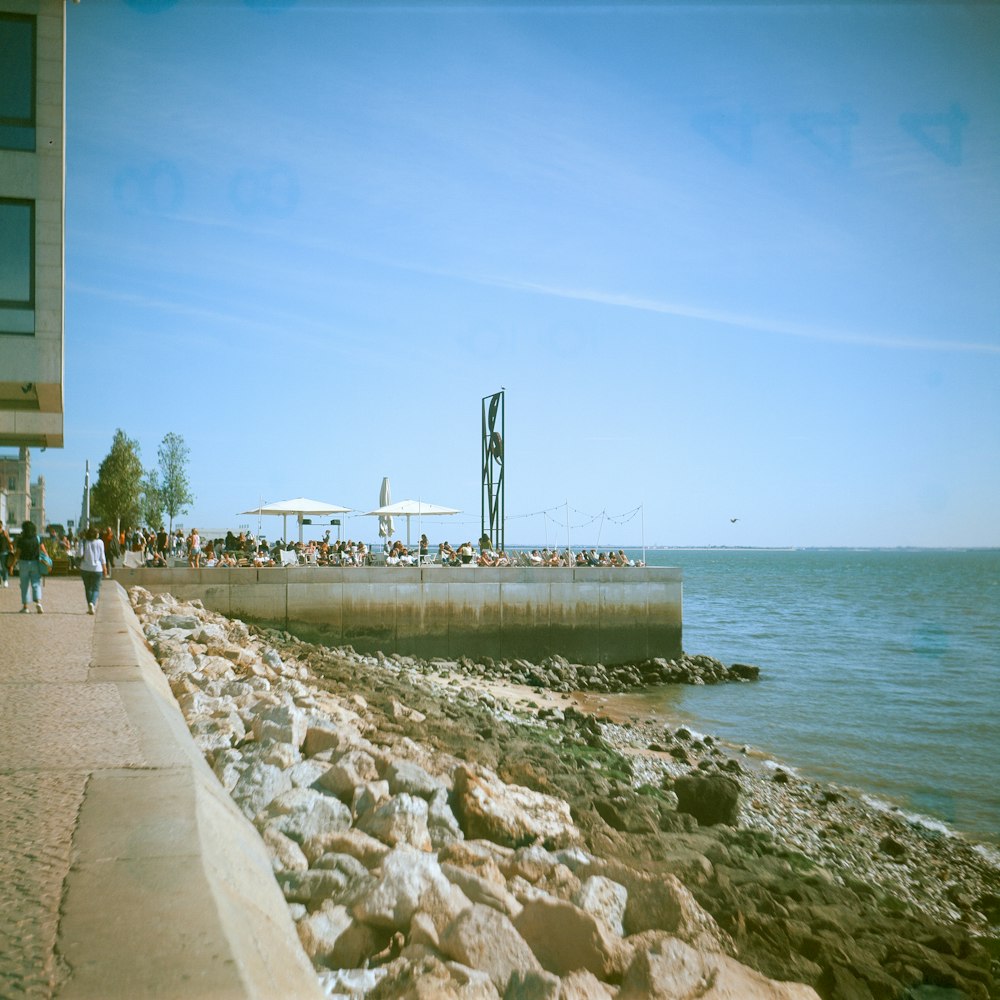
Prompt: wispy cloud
<box><xmin>484</xmin><ymin>278</ymin><xmax>1000</xmax><ymax>356</ymax></box>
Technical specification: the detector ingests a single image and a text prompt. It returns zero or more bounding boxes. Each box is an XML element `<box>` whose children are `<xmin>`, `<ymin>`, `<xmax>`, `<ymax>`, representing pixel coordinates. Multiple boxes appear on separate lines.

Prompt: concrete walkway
<box><xmin>0</xmin><ymin>576</ymin><xmax>322</xmax><ymax>999</ymax></box>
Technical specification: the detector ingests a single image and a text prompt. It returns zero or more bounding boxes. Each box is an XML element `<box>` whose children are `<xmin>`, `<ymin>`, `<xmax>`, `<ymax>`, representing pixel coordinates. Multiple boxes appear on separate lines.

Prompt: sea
<box><xmin>618</xmin><ymin>548</ymin><xmax>1000</xmax><ymax>846</ymax></box>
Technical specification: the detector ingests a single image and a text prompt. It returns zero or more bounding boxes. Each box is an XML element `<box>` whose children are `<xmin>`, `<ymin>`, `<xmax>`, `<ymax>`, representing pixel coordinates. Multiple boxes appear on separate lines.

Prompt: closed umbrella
<box><xmin>378</xmin><ymin>477</ymin><xmax>394</xmax><ymax>541</ymax></box>
<box><xmin>364</xmin><ymin>499</ymin><xmax>460</xmax><ymax>551</ymax></box>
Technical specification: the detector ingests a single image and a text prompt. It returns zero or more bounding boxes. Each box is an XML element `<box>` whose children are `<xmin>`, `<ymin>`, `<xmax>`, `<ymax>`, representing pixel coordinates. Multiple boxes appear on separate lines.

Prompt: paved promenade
<box><xmin>0</xmin><ymin>576</ymin><xmax>322</xmax><ymax>999</ymax></box>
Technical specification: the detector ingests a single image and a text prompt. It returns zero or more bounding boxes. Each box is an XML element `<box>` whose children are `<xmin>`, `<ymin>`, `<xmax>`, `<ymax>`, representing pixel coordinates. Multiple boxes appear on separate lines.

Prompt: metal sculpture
<box><xmin>481</xmin><ymin>390</ymin><xmax>504</xmax><ymax>552</ymax></box>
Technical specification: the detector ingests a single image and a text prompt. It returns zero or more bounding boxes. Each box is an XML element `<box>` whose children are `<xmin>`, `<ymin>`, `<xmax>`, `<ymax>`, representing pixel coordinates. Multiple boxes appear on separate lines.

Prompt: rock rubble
<box><xmin>130</xmin><ymin>587</ymin><xmax>999</xmax><ymax>1000</ymax></box>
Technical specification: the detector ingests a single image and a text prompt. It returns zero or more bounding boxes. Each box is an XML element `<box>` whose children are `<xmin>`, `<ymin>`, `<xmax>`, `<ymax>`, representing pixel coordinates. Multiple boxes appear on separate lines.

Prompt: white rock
<box><xmin>440</xmin><ymin>862</ymin><xmax>522</xmax><ymax>919</ymax></box>
<box><xmin>194</xmin><ymin>623</ymin><xmax>229</xmax><ymax>645</ymax></box>
<box><xmin>513</xmin><ymin>896</ymin><xmax>624</xmax><ymax>980</ymax></box>
<box><xmin>386</xmin><ymin>759</ymin><xmax>443</xmax><ymax>798</ymax></box>
<box><xmin>352</xmin><ymin>780</ymin><xmax>391</xmax><ymax>820</ymax></box>
<box><xmin>230</xmin><ymin>761</ymin><xmax>292</xmax><ymax>819</ymax></box>
<box><xmin>352</xmin><ymin>847</ymin><xmax>458</xmax><ymax>932</ymax></box>
<box><xmin>252</xmin><ymin>703</ymin><xmax>309</xmax><ymax>748</ymax></box>
<box><xmin>573</xmin><ymin>876</ymin><xmax>628</xmax><ymax>937</ymax></box>
<box><xmin>438</xmin><ymin>903</ymin><xmax>542</xmax><ymax>993</ymax></box>
<box><xmin>428</xmin><ymin>787</ymin><xmax>465</xmax><ymax>848</ymax></box>
<box><xmin>316</xmin><ymin>749</ymin><xmax>381</xmax><ymax>800</ymax></box>
<box><xmin>452</xmin><ymin>765</ymin><xmax>581</xmax><ymax>850</ymax></box>
<box><xmin>212</xmin><ymin>748</ymin><xmax>245</xmax><ymax>792</ymax></box>
<box><xmin>261</xmin><ymin>742</ymin><xmax>301</xmax><ymax>769</ymax></box>
<box><xmin>259</xmin><ymin>787</ymin><xmax>352</xmax><ymax>843</ymax></box>
<box><xmin>617</xmin><ymin>935</ymin><xmax>821</xmax><ymax>1000</ymax></box>
<box><xmin>316</xmin><ymin>966</ymin><xmax>387</xmax><ymax>998</ymax></box>
<box><xmin>298</xmin><ymin>902</ymin><xmax>386</xmax><ymax>970</ymax></box>
<box><xmin>357</xmin><ymin>793</ymin><xmax>432</xmax><ymax>851</ymax></box>
<box><xmin>560</xmin><ymin>969</ymin><xmax>616</xmax><ymax>999</ymax></box>
<box><xmin>287</xmin><ymin>758</ymin><xmax>331</xmax><ymax>789</ymax></box>
<box><xmin>302</xmin><ymin>828</ymin><xmax>391</xmax><ymax>869</ymax></box>
<box><xmin>262</xmin><ymin>826</ymin><xmax>309</xmax><ymax>874</ymax></box>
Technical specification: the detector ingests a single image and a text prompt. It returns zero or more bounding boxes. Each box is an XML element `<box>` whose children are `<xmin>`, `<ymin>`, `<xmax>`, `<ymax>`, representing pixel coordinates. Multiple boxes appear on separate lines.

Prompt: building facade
<box><xmin>0</xmin><ymin>0</ymin><xmax>66</xmax><ymax>449</ymax></box>
<box><xmin>0</xmin><ymin>445</ymin><xmax>44</xmax><ymax>529</ymax></box>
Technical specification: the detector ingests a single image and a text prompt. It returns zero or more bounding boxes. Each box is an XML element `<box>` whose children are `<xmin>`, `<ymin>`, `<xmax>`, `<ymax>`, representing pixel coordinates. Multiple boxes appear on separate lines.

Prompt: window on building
<box><xmin>0</xmin><ymin>14</ymin><xmax>36</xmax><ymax>151</ymax></box>
<box><xmin>0</xmin><ymin>199</ymin><xmax>35</xmax><ymax>335</ymax></box>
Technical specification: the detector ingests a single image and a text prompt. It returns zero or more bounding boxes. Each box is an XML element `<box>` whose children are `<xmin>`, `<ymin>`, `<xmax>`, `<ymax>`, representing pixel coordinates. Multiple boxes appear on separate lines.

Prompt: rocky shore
<box><xmin>130</xmin><ymin>587</ymin><xmax>999</xmax><ymax>1000</ymax></box>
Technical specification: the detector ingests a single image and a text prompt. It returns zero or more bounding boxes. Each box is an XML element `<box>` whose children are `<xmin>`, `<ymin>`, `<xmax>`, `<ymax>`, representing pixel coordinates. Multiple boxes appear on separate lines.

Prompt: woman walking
<box><xmin>15</xmin><ymin>520</ymin><xmax>47</xmax><ymax>614</ymax></box>
<box><xmin>0</xmin><ymin>525</ymin><xmax>12</xmax><ymax>588</ymax></box>
<box><xmin>79</xmin><ymin>526</ymin><xmax>109</xmax><ymax>615</ymax></box>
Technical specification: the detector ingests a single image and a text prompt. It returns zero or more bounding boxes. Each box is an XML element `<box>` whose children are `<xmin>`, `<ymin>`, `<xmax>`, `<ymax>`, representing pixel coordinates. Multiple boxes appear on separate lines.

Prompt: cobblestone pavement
<box><xmin>0</xmin><ymin>577</ymin><xmax>125</xmax><ymax>998</ymax></box>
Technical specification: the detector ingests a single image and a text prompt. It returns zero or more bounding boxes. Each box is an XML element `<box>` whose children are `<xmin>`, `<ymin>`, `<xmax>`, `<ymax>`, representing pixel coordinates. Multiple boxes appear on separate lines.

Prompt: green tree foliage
<box><xmin>140</xmin><ymin>469</ymin><xmax>165</xmax><ymax>530</ymax></box>
<box><xmin>157</xmin><ymin>431</ymin><xmax>194</xmax><ymax>534</ymax></box>
<box><xmin>92</xmin><ymin>429</ymin><xmax>144</xmax><ymax>533</ymax></box>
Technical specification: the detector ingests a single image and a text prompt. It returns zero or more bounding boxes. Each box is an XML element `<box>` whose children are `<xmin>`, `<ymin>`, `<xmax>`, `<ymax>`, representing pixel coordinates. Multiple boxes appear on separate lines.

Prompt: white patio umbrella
<box><xmin>364</xmin><ymin>499</ymin><xmax>460</xmax><ymax>551</ymax></box>
<box><xmin>378</xmin><ymin>477</ymin><xmax>394</xmax><ymax>541</ymax></box>
<box><xmin>240</xmin><ymin>497</ymin><xmax>352</xmax><ymax>544</ymax></box>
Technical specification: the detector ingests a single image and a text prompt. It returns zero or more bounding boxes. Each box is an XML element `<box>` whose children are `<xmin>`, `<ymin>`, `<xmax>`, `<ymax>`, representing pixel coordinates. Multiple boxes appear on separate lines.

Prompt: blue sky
<box><xmin>34</xmin><ymin>0</ymin><xmax>1000</xmax><ymax>547</ymax></box>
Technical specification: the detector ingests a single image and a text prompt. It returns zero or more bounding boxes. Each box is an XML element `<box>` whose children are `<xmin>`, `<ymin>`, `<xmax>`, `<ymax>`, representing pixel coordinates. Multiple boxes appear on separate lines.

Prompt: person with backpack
<box><xmin>16</xmin><ymin>520</ymin><xmax>47</xmax><ymax>614</ymax></box>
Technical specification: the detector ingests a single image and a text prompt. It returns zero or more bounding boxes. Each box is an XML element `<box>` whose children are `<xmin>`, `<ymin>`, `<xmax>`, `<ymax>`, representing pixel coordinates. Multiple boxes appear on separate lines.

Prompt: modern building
<box><xmin>0</xmin><ymin>0</ymin><xmax>66</xmax><ymax>449</ymax></box>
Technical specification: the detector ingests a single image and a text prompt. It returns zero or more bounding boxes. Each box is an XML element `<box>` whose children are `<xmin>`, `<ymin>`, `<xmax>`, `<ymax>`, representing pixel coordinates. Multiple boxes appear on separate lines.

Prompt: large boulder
<box><xmin>367</xmin><ymin>953</ymin><xmax>501</xmax><ymax>1000</ymax></box>
<box><xmin>441</xmin><ymin>862</ymin><xmax>522</xmax><ymax>918</ymax></box>
<box><xmin>428</xmin><ymin>787</ymin><xmax>465</xmax><ymax>848</ymax></box>
<box><xmin>673</xmin><ymin>773</ymin><xmax>740</xmax><ymax>827</ymax></box>
<box><xmin>297</xmin><ymin>902</ymin><xmax>388</xmax><ymax>969</ymax></box>
<box><xmin>251</xmin><ymin>702</ymin><xmax>309</xmax><ymax>749</ymax></box>
<box><xmin>352</xmin><ymin>847</ymin><xmax>464</xmax><ymax>933</ymax></box>
<box><xmin>452</xmin><ymin>766</ymin><xmax>580</xmax><ymax>850</ymax></box>
<box><xmin>513</xmin><ymin>896</ymin><xmax>623</xmax><ymax>979</ymax></box>
<box><xmin>386</xmin><ymin>759</ymin><xmax>444</xmax><ymax>798</ymax></box>
<box><xmin>317</xmin><ymin>749</ymin><xmax>381</xmax><ymax>800</ymax></box>
<box><xmin>357</xmin><ymin>793</ymin><xmax>433</xmax><ymax>851</ymax></box>
<box><xmin>258</xmin><ymin>787</ymin><xmax>353</xmax><ymax>843</ymax></box>
<box><xmin>302</xmin><ymin>827</ymin><xmax>391</xmax><ymax>869</ymax></box>
<box><xmin>439</xmin><ymin>903</ymin><xmax>543</xmax><ymax>993</ymax></box>
<box><xmin>582</xmin><ymin>862</ymin><xmax>733</xmax><ymax>954</ymax></box>
<box><xmin>230</xmin><ymin>760</ymin><xmax>292</xmax><ymax>819</ymax></box>
<box><xmin>572</xmin><ymin>876</ymin><xmax>628</xmax><ymax>937</ymax></box>
<box><xmin>618</xmin><ymin>935</ymin><xmax>820</xmax><ymax>1000</ymax></box>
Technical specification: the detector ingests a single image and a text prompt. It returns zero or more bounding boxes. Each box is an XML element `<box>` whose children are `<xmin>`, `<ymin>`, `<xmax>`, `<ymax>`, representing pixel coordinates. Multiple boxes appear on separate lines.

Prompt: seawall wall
<box><xmin>117</xmin><ymin>565</ymin><xmax>683</xmax><ymax>664</ymax></box>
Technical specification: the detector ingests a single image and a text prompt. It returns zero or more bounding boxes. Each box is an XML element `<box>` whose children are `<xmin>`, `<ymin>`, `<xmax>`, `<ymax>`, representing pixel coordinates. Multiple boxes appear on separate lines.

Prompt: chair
<box><xmin>279</xmin><ymin>549</ymin><xmax>298</xmax><ymax>567</ymax></box>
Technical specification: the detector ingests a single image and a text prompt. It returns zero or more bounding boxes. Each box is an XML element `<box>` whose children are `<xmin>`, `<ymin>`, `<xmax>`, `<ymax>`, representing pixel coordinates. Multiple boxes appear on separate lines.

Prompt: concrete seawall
<box><xmin>0</xmin><ymin>578</ymin><xmax>323</xmax><ymax>999</ymax></box>
<box><xmin>117</xmin><ymin>565</ymin><xmax>683</xmax><ymax>664</ymax></box>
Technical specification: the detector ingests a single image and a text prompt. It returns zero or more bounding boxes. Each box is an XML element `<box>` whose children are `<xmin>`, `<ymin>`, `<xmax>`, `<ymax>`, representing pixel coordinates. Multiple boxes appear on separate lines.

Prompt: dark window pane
<box><xmin>0</xmin><ymin>199</ymin><xmax>34</xmax><ymax>336</ymax></box>
<box><xmin>0</xmin><ymin>15</ymin><xmax>35</xmax><ymax>151</ymax></box>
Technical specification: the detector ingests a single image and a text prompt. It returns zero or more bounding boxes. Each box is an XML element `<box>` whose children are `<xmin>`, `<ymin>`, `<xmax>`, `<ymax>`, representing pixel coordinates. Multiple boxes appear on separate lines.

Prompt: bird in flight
<box><xmin>730</xmin><ymin>517</ymin><xmax>739</xmax><ymax>523</ymax></box>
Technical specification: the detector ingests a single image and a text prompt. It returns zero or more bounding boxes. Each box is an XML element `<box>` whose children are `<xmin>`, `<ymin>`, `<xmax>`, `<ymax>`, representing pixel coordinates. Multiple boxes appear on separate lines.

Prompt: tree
<box><xmin>91</xmin><ymin>429</ymin><xmax>144</xmax><ymax>534</ymax></box>
<box><xmin>157</xmin><ymin>431</ymin><xmax>194</xmax><ymax>534</ymax></box>
<box><xmin>140</xmin><ymin>469</ymin><xmax>165</xmax><ymax>530</ymax></box>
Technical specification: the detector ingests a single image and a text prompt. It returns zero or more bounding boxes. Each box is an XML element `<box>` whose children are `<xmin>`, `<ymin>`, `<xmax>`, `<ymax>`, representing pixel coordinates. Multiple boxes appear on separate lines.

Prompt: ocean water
<box><xmin>630</xmin><ymin>548</ymin><xmax>1000</xmax><ymax>845</ymax></box>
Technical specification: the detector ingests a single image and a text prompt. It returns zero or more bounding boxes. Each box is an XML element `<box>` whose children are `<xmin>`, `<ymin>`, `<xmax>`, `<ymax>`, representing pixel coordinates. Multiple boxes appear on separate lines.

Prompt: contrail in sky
<box><xmin>489</xmin><ymin>278</ymin><xmax>1000</xmax><ymax>356</ymax></box>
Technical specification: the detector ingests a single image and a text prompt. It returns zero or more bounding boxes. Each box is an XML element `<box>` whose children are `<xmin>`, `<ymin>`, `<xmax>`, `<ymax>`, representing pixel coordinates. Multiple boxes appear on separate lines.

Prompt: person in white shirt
<box><xmin>80</xmin><ymin>526</ymin><xmax>109</xmax><ymax>615</ymax></box>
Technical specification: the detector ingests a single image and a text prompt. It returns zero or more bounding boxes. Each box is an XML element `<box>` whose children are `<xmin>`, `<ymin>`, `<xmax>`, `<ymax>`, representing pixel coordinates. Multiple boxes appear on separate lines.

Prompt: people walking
<box><xmin>0</xmin><ymin>525</ymin><xmax>12</xmax><ymax>588</ymax></box>
<box><xmin>79</xmin><ymin>526</ymin><xmax>109</xmax><ymax>615</ymax></box>
<box><xmin>101</xmin><ymin>526</ymin><xmax>119</xmax><ymax>568</ymax></box>
<box><xmin>15</xmin><ymin>520</ymin><xmax>47</xmax><ymax>613</ymax></box>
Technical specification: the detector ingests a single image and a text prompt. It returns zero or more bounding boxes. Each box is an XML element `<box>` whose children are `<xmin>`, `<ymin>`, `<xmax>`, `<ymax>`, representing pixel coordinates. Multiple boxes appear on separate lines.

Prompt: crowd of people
<box><xmin>3</xmin><ymin>521</ymin><xmax>645</xmax><ymax>591</ymax></box>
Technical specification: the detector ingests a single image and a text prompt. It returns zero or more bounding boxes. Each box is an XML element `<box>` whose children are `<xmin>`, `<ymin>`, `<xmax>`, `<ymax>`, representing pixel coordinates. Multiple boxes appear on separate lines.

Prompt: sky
<box><xmin>28</xmin><ymin>0</ymin><xmax>1000</xmax><ymax>548</ymax></box>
